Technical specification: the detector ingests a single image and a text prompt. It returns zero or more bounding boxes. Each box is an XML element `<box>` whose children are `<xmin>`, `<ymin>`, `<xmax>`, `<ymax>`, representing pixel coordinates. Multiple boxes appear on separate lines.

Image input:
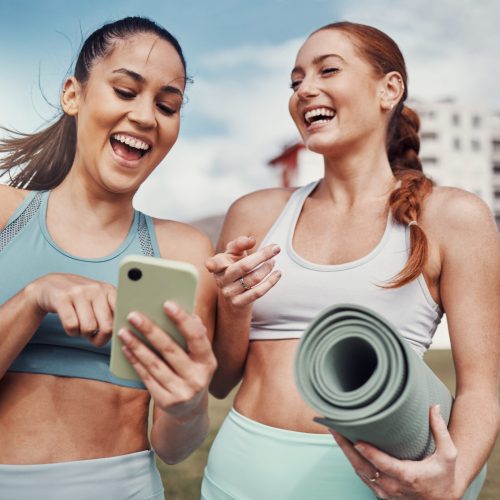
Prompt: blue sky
<box><xmin>1</xmin><ymin>0</ymin><xmax>499</xmax><ymax>220</ymax></box>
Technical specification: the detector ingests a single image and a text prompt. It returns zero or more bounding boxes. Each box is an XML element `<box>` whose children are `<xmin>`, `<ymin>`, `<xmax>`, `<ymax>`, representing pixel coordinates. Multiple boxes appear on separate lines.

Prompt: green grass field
<box><xmin>158</xmin><ymin>350</ymin><xmax>499</xmax><ymax>499</ymax></box>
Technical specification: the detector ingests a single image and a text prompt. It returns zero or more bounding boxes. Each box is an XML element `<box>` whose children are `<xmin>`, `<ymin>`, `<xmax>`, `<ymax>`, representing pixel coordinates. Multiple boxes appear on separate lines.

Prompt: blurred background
<box><xmin>1</xmin><ymin>0</ymin><xmax>498</xmax><ymax>498</ymax></box>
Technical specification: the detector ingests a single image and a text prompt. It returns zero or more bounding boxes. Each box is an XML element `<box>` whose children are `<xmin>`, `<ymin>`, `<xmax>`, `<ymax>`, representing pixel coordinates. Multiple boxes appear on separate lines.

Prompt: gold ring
<box><xmin>239</xmin><ymin>277</ymin><xmax>251</xmax><ymax>291</ymax></box>
<box><xmin>369</xmin><ymin>470</ymin><xmax>380</xmax><ymax>483</ymax></box>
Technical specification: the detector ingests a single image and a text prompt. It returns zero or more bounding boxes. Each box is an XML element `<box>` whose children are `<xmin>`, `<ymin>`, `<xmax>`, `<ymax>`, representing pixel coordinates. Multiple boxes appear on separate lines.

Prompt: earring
<box><xmin>390</xmin><ymin>103</ymin><xmax>395</xmax><ymax>110</ymax></box>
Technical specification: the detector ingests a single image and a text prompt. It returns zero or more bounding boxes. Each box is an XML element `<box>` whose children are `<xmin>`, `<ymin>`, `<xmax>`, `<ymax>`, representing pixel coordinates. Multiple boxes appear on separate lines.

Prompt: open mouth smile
<box><xmin>110</xmin><ymin>133</ymin><xmax>152</xmax><ymax>162</ymax></box>
<box><xmin>304</xmin><ymin>107</ymin><xmax>336</xmax><ymax>127</ymax></box>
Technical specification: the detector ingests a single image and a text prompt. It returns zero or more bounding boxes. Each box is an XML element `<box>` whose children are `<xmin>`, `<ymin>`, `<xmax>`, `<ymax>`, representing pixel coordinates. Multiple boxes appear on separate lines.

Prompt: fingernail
<box><xmin>117</xmin><ymin>328</ymin><xmax>131</xmax><ymax>341</ymax></box>
<box><xmin>354</xmin><ymin>444</ymin><xmax>365</xmax><ymax>453</ymax></box>
<box><xmin>164</xmin><ymin>301</ymin><xmax>179</xmax><ymax>315</ymax></box>
<box><xmin>127</xmin><ymin>312</ymin><xmax>142</xmax><ymax>327</ymax></box>
<box><xmin>275</xmin><ymin>270</ymin><xmax>282</xmax><ymax>279</ymax></box>
<box><xmin>272</xmin><ymin>245</ymin><xmax>281</xmax><ymax>254</ymax></box>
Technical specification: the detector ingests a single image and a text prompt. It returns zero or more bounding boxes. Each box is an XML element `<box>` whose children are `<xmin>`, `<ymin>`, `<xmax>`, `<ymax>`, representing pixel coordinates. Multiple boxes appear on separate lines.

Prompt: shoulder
<box><xmin>0</xmin><ymin>184</ymin><xmax>30</xmax><ymax>231</ymax></box>
<box><xmin>220</xmin><ymin>187</ymin><xmax>296</xmax><ymax>246</ymax></box>
<box><xmin>151</xmin><ymin>218</ymin><xmax>217</xmax><ymax>332</ymax></box>
<box><xmin>152</xmin><ymin>218</ymin><xmax>214</xmax><ymax>263</ymax></box>
<box><xmin>422</xmin><ymin>186</ymin><xmax>498</xmax><ymax>252</ymax></box>
<box><xmin>423</xmin><ymin>186</ymin><xmax>495</xmax><ymax>229</ymax></box>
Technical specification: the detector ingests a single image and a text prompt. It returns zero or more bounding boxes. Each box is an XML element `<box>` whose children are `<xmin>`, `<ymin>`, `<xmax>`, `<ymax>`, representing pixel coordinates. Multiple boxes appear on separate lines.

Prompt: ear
<box><xmin>60</xmin><ymin>77</ymin><xmax>82</xmax><ymax>116</ymax></box>
<box><xmin>378</xmin><ymin>72</ymin><xmax>405</xmax><ymax>112</ymax></box>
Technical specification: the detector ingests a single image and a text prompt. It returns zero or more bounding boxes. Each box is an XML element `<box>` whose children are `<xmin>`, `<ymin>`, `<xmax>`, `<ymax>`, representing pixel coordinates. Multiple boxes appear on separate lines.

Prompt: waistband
<box><xmin>229</xmin><ymin>408</ymin><xmax>337</xmax><ymax>445</ymax></box>
<box><xmin>0</xmin><ymin>450</ymin><xmax>163</xmax><ymax>500</ymax></box>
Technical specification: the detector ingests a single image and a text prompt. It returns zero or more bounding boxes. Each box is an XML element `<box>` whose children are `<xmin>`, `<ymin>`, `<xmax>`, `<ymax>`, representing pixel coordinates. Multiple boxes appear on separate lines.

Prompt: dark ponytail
<box><xmin>317</xmin><ymin>21</ymin><xmax>433</xmax><ymax>288</ymax></box>
<box><xmin>0</xmin><ymin>16</ymin><xmax>186</xmax><ymax>190</ymax></box>
<box><xmin>0</xmin><ymin>115</ymin><xmax>76</xmax><ymax>189</ymax></box>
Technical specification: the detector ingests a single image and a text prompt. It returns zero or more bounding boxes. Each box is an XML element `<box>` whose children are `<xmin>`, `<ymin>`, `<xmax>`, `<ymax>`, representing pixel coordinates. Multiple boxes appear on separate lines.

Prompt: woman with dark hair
<box><xmin>0</xmin><ymin>16</ymin><xmax>216</xmax><ymax>499</ymax></box>
<box><xmin>202</xmin><ymin>22</ymin><xmax>499</xmax><ymax>499</ymax></box>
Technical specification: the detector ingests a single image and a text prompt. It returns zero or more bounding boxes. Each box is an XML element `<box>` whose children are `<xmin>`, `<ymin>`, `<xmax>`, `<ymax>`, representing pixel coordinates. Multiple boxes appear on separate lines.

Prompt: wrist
<box><xmin>163</xmin><ymin>391</ymin><xmax>208</xmax><ymax>425</ymax></box>
<box><xmin>23</xmin><ymin>280</ymin><xmax>46</xmax><ymax>319</ymax></box>
<box><xmin>219</xmin><ymin>294</ymin><xmax>252</xmax><ymax>315</ymax></box>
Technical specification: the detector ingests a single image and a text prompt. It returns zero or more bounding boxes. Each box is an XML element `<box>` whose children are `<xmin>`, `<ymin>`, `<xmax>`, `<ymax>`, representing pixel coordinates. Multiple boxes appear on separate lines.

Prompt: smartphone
<box><xmin>109</xmin><ymin>255</ymin><xmax>198</xmax><ymax>382</ymax></box>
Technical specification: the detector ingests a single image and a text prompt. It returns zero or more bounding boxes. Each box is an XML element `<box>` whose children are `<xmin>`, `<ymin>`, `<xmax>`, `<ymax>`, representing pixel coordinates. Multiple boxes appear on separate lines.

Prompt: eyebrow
<box><xmin>291</xmin><ymin>54</ymin><xmax>346</xmax><ymax>76</ymax></box>
<box><xmin>112</xmin><ymin>68</ymin><xmax>184</xmax><ymax>97</ymax></box>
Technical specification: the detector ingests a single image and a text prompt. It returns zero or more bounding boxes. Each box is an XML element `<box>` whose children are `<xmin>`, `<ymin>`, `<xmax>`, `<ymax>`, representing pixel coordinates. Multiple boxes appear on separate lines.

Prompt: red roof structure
<box><xmin>268</xmin><ymin>142</ymin><xmax>304</xmax><ymax>187</ymax></box>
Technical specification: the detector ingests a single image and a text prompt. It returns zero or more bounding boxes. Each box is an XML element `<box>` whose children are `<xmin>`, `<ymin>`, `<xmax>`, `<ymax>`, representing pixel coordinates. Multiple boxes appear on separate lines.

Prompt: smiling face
<box><xmin>289</xmin><ymin>29</ymin><xmax>389</xmax><ymax>157</ymax></box>
<box><xmin>62</xmin><ymin>33</ymin><xmax>185</xmax><ymax>194</ymax></box>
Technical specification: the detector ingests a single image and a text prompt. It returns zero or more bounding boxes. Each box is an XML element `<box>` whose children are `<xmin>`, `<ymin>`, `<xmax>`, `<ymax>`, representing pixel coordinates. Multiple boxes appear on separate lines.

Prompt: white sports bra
<box><xmin>249</xmin><ymin>181</ymin><xmax>442</xmax><ymax>357</ymax></box>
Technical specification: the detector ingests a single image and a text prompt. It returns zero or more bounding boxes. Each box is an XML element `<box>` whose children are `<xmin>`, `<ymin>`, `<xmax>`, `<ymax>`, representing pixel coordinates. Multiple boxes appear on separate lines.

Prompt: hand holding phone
<box><xmin>110</xmin><ymin>255</ymin><xmax>198</xmax><ymax>382</ymax></box>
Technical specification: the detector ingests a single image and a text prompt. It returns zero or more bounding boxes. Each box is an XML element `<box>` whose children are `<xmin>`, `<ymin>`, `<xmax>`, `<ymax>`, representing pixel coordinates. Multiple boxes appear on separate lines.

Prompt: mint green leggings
<box><xmin>201</xmin><ymin>408</ymin><xmax>375</xmax><ymax>500</ymax></box>
<box><xmin>0</xmin><ymin>450</ymin><xmax>164</xmax><ymax>500</ymax></box>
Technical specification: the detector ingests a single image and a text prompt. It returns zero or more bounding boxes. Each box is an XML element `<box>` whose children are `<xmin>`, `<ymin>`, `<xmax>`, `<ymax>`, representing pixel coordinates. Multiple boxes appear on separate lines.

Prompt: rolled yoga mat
<box><xmin>294</xmin><ymin>304</ymin><xmax>487</xmax><ymax>498</ymax></box>
<box><xmin>294</xmin><ymin>303</ymin><xmax>452</xmax><ymax>461</ymax></box>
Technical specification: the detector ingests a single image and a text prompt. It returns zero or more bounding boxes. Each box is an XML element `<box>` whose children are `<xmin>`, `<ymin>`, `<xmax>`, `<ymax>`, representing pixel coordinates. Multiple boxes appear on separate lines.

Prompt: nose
<box><xmin>297</xmin><ymin>75</ymin><xmax>320</xmax><ymax>100</ymax></box>
<box><xmin>128</xmin><ymin>96</ymin><xmax>156</xmax><ymax>129</ymax></box>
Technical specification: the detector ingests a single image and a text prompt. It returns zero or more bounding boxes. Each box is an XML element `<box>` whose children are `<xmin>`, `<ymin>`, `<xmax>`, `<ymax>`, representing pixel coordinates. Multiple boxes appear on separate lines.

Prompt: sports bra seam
<box><xmin>403</xmin><ymin>224</ymin><xmax>442</xmax><ymax>314</ymax></box>
<box><xmin>143</xmin><ymin>212</ymin><xmax>161</xmax><ymax>257</ymax></box>
<box><xmin>1</xmin><ymin>190</ymin><xmax>38</xmax><ymax>227</ymax></box>
<box><xmin>0</xmin><ymin>191</ymin><xmax>42</xmax><ymax>254</ymax></box>
<box><xmin>257</xmin><ymin>182</ymin><xmax>317</xmax><ymax>251</ymax></box>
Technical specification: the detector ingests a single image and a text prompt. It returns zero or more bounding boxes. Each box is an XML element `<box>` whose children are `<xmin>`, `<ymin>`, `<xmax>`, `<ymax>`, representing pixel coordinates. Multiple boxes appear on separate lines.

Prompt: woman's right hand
<box><xmin>205</xmin><ymin>235</ymin><xmax>282</xmax><ymax>308</ymax></box>
<box><xmin>25</xmin><ymin>273</ymin><xmax>116</xmax><ymax>347</ymax></box>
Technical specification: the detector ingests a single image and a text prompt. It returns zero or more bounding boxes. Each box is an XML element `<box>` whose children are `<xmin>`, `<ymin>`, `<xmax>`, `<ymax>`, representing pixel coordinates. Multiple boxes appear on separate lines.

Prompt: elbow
<box><xmin>152</xmin><ymin>427</ymin><xmax>210</xmax><ymax>466</ymax></box>
<box><xmin>154</xmin><ymin>448</ymin><xmax>189</xmax><ymax>466</ymax></box>
<box><xmin>209</xmin><ymin>380</ymin><xmax>231</xmax><ymax>399</ymax></box>
<box><xmin>209</xmin><ymin>372</ymin><xmax>241</xmax><ymax>399</ymax></box>
<box><xmin>155</xmin><ymin>447</ymin><xmax>191</xmax><ymax>466</ymax></box>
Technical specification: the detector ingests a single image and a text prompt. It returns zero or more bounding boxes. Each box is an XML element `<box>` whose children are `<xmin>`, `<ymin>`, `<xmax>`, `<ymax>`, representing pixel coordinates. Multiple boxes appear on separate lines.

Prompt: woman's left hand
<box><xmin>117</xmin><ymin>301</ymin><xmax>217</xmax><ymax>419</ymax></box>
<box><xmin>331</xmin><ymin>405</ymin><xmax>461</xmax><ymax>500</ymax></box>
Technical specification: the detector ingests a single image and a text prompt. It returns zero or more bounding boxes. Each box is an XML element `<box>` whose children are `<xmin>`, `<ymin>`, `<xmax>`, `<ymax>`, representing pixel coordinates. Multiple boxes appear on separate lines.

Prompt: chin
<box><xmin>100</xmin><ymin>171</ymin><xmax>142</xmax><ymax>196</ymax></box>
<box><xmin>304</xmin><ymin>137</ymin><xmax>338</xmax><ymax>156</ymax></box>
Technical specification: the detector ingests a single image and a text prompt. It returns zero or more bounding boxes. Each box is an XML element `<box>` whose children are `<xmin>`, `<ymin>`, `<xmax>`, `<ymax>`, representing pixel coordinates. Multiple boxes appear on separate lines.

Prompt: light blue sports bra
<box><xmin>0</xmin><ymin>190</ymin><xmax>160</xmax><ymax>389</ymax></box>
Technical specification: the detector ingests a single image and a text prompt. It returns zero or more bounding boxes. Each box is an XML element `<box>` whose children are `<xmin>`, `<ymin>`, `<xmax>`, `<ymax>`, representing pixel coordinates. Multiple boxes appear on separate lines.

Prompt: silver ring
<box><xmin>239</xmin><ymin>277</ymin><xmax>251</xmax><ymax>291</ymax></box>
<box><xmin>369</xmin><ymin>470</ymin><xmax>380</xmax><ymax>483</ymax></box>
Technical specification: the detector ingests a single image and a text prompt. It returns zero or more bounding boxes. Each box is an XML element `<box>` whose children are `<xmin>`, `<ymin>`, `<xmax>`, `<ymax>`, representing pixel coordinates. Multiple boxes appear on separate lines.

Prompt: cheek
<box><xmin>288</xmin><ymin>95</ymin><xmax>302</xmax><ymax>127</ymax></box>
<box><xmin>158</xmin><ymin>118</ymin><xmax>181</xmax><ymax>152</ymax></box>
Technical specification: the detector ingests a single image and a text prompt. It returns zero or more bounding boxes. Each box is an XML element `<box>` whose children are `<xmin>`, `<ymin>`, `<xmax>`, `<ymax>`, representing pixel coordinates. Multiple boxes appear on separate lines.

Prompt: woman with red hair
<box><xmin>202</xmin><ymin>22</ymin><xmax>499</xmax><ymax>499</ymax></box>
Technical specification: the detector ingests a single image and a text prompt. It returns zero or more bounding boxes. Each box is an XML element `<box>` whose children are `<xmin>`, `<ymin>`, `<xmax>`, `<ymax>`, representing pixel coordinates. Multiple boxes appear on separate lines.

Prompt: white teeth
<box><xmin>304</xmin><ymin>107</ymin><xmax>336</xmax><ymax>124</ymax></box>
<box><xmin>112</xmin><ymin>134</ymin><xmax>150</xmax><ymax>151</ymax></box>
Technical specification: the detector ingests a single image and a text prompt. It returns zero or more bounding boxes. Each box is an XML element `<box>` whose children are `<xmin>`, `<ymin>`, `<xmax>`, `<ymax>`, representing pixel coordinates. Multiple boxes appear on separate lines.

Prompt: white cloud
<box><xmin>340</xmin><ymin>0</ymin><xmax>500</xmax><ymax>107</ymax></box>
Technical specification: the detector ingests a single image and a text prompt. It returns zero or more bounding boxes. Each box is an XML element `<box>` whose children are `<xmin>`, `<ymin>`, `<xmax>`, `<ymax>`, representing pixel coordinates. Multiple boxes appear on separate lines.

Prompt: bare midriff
<box><xmin>0</xmin><ymin>372</ymin><xmax>150</xmax><ymax>464</ymax></box>
<box><xmin>234</xmin><ymin>339</ymin><xmax>329</xmax><ymax>434</ymax></box>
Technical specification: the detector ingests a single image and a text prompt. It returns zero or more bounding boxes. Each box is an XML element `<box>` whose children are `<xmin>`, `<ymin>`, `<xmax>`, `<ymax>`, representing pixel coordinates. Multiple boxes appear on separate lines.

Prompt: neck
<box><xmin>319</xmin><ymin>144</ymin><xmax>396</xmax><ymax>209</ymax></box>
<box><xmin>51</xmin><ymin>166</ymin><xmax>135</xmax><ymax>229</ymax></box>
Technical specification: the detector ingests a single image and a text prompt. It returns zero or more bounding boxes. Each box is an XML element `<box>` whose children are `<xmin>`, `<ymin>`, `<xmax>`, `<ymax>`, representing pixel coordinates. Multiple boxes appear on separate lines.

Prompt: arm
<box><xmin>0</xmin><ymin>274</ymin><xmax>116</xmax><ymax>380</ymax></box>
<box><xmin>118</xmin><ymin>222</ymin><xmax>217</xmax><ymax>464</ymax></box>
<box><xmin>436</xmin><ymin>190</ymin><xmax>499</xmax><ymax>494</ymax></box>
<box><xmin>0</xmin><ymin>287</ymin><xmax>46</xmax><ymax>378</ymax></box>
<box><xmin>332</xmin><ymin>189</ymin><xmax>500</xmax><ymax>500</ymax></box>
<box><xmin>205</xmin><ymin>193</ymin><xmax>286</xmax><ymax>398</ymax></box>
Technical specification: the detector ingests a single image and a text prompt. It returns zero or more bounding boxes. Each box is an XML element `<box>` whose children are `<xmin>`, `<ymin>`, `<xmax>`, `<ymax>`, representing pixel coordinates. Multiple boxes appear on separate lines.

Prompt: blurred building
<box><xmin>414</xmin><ymin>99</ymin><xmax>494</xmax><ymax>212</ymax></box>
<box><xmin>491</xmin><ymin>113</ymin><xmax>500</xmax><ymax>228</ymax></box>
